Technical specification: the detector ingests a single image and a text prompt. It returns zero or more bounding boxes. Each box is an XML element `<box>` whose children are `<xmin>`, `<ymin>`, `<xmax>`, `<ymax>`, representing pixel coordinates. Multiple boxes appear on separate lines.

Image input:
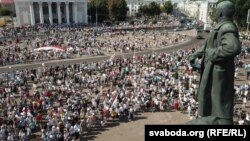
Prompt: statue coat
<box><xmin>190</xmin><ymin>19</ymin><xmax>241</xmax><ymax>119</ymax></box>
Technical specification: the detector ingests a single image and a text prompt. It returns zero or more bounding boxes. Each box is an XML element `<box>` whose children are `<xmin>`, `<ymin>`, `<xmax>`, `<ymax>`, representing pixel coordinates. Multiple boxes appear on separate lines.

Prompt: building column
<box><xmin>84</xmin><ymin>2</ymin><xmax>88</xmax><ymax>23</ymax></box>
<box><xmin>73</xmin><ymin>2</ymin><xmax>78</xmax><ymax>23</ymax></box>
<box><xmin>14</xmin><ymin>2</ymin><xmax>21</xmax><ymax>25</ymax></box>
<box><xmin>29</xmin><ymin>2</ymin><xmax>35</xmax><ymax>25</ymax></box>
<box><xmin>57</xmin><ymin>2</ymin><xmax>62</xmax><ymax>24</ymax></box>
<box><xmin>66</xmin><ymin>2</ymin><xmax>70</xmax><ymax>24</ymax></box>
<box><xmin>39</xmin><ymin>2</ymin><xmax>44</xmax><ymax>24</ymax></box>
<box><xmin>48</xmin><ymin>2</ymin><xmax>53</xmax><ymax>25</ymax></box>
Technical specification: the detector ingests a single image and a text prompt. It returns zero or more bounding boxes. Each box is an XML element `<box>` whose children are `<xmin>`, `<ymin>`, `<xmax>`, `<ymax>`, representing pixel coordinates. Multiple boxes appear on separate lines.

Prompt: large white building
<box><xmin>177</xmin><ymin>0</ymin><xmax>200</xmax><ymax>19</ymax></box>
<box><xmin>126</xmin><ymin>0</ymin><xmax>170</xmax><ymax>16</ymax></box>
<box><xmin>177</xmin><ymin>0</ymin><xmax>217</xmax><ymax>24</ymax></box>
<box><xmin>14</xmin><ymin>0</ymin><xmax>88</xmax><ymax>26</ymax></box>
<box><xmin>199</xmin><ymin>0</ymin><xmax>217</xmax><ymax>25</ymax></box>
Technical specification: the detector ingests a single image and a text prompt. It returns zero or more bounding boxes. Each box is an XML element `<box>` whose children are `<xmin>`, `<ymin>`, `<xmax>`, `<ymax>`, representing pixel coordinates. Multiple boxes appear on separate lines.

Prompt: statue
<box><xmin>187</xmin><ymin>1</ymin><xmax>241</xmax><ymax>125</ymax></box>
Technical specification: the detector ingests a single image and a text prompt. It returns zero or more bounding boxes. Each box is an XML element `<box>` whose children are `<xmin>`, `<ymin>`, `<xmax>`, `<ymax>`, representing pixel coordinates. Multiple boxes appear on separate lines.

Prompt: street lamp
<box><xmin>247</xmin><ymin>9</ymin><xmax>250</xmax><ymax>33</ymax></box>
<box><xmin>95</xmin><ymin>0</ymin><xmax>98</xmax><ymax>28</ymax></box>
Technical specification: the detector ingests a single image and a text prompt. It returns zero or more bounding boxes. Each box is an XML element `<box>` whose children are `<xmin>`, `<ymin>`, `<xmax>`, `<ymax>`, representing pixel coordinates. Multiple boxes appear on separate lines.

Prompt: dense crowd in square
<box><xmin>0</xmin><ymin>17</ymin><xmax>186</xmax><ymax>66</ymax></box>
<box><xmin>0</xmin><ymin>40</ymin><xmax>249</xmax><ymax>140</ymax></box>
<box><xmin>0</xmin><ymin>15</ymin><xmax>249</xmax><ymax>140</ymax></box>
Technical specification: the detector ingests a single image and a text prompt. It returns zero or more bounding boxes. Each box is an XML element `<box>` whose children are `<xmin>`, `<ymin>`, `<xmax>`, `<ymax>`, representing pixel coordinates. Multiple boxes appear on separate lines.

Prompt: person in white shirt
<box><xmin>238</xmin><ymin>119</ymin><xmax>244</xmax><ymax>125</ymax></box>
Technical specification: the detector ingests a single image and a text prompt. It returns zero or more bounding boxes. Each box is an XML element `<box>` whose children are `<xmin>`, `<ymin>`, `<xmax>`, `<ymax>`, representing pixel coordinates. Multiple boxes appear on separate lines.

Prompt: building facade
<box><xmin>126</xmin><ymin>0</ymin><xmax>170</xmax><ymax>16</ymax></box>
<box><xmin>14</xmin><ymin>0</ymin><xmax>88</xmax><ymax>26</ymax></box>
<box><xmin>177</xmin><ymin>0</ymin><xmax>200</xmax><ymax>19</ymax></box>
<box><xmin>177</xmin><ymin>0</ymin><xmax>217</xmax><ymax>24</ymax></box>
<box><xmin>199</xmin><ymin>0</ymin><xmax>217</xmax><ymax>25</ymax></box>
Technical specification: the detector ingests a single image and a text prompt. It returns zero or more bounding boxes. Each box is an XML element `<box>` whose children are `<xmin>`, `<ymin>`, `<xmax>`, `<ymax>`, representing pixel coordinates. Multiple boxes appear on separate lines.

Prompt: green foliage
<box><xmin>148</xmin><ymin>2</ymin><xmax>161</xmax><ymax>16</ymax></box>
<box><xmin>108</xmin><ymin>0</ymin><xmax>128</xmax><ymax>21</ymax></box>
<box><xmin>138</xmin><ymin>2</ymin><xmax>161</xmax><ymax>16</ymax></box>
<box><xmin>152</xmin><ymin>20</ymin><xmax>157</xmax><ymax>24</ymax></box>
<box><xmin>162</xmin><ymin>1</ymin><xmax>173</xmax><ymax>14</ymax></box>
<box><xmin>88</xmin><ymin>0</ymin><xmax>109</xmax><ymax>23</ymax></box>
<box><xmin>210</xmin><ymin>7</ymin><xmax>216</xmax><ymax>24</ymax></box>
<box><xmin>0</xmin><ymin>7</ymin><xmax>12</xmax><ymax>16</ymax></box>
<box><xmin>129</xmin><ymin>20</ymin><xmax>134</xmax><ymax>25</ymax></box>
<box><xmin>134</xmin><ymin>12</ymin><xmax>142</xmax><ymax>18</ymax></box>
<box><xmin>173</xmin><ymin>71</ymin><xmax>178</xmax><ymax>79</ymax></box>
<box><xmin>115</xmin><ymin>21</ymin><xmax>120</xmax><ymax>25</ymax></box>
<box><xmin>138</xmin><ymin>5</ymin><xmax>148</xmax><ymax>15</ymax></box>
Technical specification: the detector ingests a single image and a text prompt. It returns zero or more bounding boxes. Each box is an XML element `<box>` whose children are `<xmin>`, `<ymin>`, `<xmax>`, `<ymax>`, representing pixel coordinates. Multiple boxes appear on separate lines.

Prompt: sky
<box><xmin>172</xmin><ymin>0</ymin><xmax>184</xmax><ymax>3</ymax></box>
<box><xmin>171</xmin><ymin>0</ymin><xmax>213</xmax><ymax>3</ymax></box>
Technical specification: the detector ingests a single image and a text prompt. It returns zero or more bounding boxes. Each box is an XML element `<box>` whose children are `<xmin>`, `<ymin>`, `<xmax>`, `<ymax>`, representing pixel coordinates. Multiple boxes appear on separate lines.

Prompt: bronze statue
<box><xmin>187</xmin><ymin>1</ymin><xmax>241</xmax><ymax>125</ymax></box>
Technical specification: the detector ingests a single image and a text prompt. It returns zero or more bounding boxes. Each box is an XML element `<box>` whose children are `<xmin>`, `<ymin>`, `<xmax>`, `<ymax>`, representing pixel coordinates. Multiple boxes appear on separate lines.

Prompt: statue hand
<box><xmin>188</xmin><ymin>56</ymin><xmax>195</xmax><ymax>64</ymax></box>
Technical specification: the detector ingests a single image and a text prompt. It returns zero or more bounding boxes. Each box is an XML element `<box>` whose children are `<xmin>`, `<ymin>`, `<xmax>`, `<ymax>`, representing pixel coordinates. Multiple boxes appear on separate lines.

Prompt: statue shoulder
<box><xmin>219</xmin><ymin>22</ymin><xmax>238</xmax><ymax>35</ymax></box>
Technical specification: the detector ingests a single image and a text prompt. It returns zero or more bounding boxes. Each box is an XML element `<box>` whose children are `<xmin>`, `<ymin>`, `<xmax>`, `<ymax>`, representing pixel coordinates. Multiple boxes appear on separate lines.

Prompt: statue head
<box><xmin>216</xmin><ymin>1</ymin><xmax>235</xmax><ymax>22</ymax></box>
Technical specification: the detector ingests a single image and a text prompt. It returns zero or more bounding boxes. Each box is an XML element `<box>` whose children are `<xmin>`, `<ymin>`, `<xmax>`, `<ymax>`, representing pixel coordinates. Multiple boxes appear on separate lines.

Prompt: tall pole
<box><xmin>247</xmin><ymin>9</ymin><xmax>250</xmax><ymax>33</ymax></box>
<box><xmin>247</xmin><ymin>23</ymin><xmax>249</xmax><ymax>33</ymax></box>
<box><xmin>95</xmin><ymin>0</ymin><xmax>98</xmax><ymax>28</ymax></box>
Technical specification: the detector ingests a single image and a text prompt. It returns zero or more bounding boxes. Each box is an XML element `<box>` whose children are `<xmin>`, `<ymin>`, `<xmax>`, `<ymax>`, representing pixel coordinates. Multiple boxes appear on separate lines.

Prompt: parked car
<box><xmin>174</xmin><ymin>27</ymin><xmax>182</xmax><ymax>31</ymax></box>
<box><xmin>196</xmin><ymin>35</ymin><xmax>203</xmax><ymax>39</ymax></box>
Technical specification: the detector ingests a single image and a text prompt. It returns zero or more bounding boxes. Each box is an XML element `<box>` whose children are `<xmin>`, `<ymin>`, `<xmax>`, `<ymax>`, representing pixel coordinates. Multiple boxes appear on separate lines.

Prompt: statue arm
<box><xmin>193</xmin><ymin>46</ymin><xmax>205</xmax><ymax>59</ymax></box>
<box><xmin>208</xmin><ymin>32</ymin><xmax>241</xmax><ymax>62</ymax></box>
<box><xmin>189</xmin><ymin>46</ymin><xmax>205</xmax><ymax>62</ymax></box>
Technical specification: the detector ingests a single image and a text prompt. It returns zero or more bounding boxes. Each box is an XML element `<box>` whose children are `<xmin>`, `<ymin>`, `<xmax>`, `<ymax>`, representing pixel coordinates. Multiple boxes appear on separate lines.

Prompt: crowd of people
<box><xmin>0</xmin><ymin>15</ymin><xmax>249</xmax><ymax>140</ymax></box>
<box><xmin>0</xmin><ymin>40</ymin><xmax>249</xmax><ymax>140</ymax></box>
<box><xmin>0</xmin><ymin>20</ymin><xmax>186</xmax><ymax>66</ymax></box>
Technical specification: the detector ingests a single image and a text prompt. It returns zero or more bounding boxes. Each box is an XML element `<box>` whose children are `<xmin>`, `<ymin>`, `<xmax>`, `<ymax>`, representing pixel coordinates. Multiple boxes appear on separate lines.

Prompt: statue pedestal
<box><xmin>186</xmin><ymin>116</ymin><xmax>233</xmax><ymax>125</ymax></box>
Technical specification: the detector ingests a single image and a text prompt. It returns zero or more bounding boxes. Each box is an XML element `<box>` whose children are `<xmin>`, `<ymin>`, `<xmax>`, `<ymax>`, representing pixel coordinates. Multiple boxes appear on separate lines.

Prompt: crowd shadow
<box><xmin>81</xmin><ymin>115</ymin><xmax>148</xmax><ymax>141</ymax></box>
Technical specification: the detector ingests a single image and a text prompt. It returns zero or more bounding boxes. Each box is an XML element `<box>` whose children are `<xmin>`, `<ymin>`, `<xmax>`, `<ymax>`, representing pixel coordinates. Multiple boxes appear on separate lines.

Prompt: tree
<box><xmin>0</xmin><ymin>7</ymin><xmax>12</xmax><ymax>16</ymax></box>
<box><xmin>107</xmin><ymin>0</ymin><xmax>115</xmax><ymax>20</ymax></box>
<box><xmin>162</xmin><ymin>1</ymin><xmax>173</xmax><ymax>14</ymax></box>
<box><xmin>108</xmin><ymin>0</ymin><xmax>128</xmax><ymax>21</ymax></box>
<box><xmin>115</xmin><ymin>0</ymin><xmax>129</xmax><ymax>21</ymax></box>
<box><xmin>88</xmin><ymin>0</ymin><xmax>109</xmax><ymax>23</ymax></box>
<box><xmin>240</xmin><ymin>0</ymin><xmax>250</xmax><ymax>29</ymax></box>
<box><xmin>148</xmin><ymin>1</ymin><xmax>161</xmax><ymax>16</ymax></box>
<box><xmin>138</xmin><ymin>4</ymin><xmax>149</xmax><ymax>16</ymax></box>
<box><xmin>138</xmin><ymin>2</ymin><xmax>160</xmax><ymax>17</ymax></box>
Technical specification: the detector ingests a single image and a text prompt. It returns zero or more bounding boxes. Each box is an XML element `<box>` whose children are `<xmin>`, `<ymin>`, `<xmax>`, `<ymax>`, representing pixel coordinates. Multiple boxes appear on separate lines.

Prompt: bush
<box><xmin>7</xmin><ymin>19</ymin><xmax>12</xmax><ymax>23</ymax></box>
<box><xmin>104</xmin><ymin>21</ymin><xmax>112</xmax><ymax>26</ymax></box>
<box><xmin>135</xmin><ymin>13</ymin><xmax>142</xmax><ymax>17</ymax></box>
<box><xmin>143</xmin><ymin>20</ymin><xmax>149</xmax><ymax>24</ymax></box>
<box><xmin>152</xmin><ymin>20</ymin><xmax>157</xmax><ymax>24</ymax></box>
<box><xmin>115</xmin><ymin>21</ymin><xmax>120</xmax><ymax>25</ymax></box>
<box><xmin>0</xmin><ymin>8</ymin><xmax>12</xmax><ymax>16</ymax></box>
<box><xmin>129</xmin><ymin>20</ymin><xmax>134</xmax><ymax>25</ymax></box>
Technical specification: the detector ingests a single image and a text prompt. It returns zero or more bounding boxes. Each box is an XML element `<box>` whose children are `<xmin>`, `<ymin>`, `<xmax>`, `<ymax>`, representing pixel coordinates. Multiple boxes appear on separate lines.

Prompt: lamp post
<box><xmin>247</xmin><ymin>9</ymin><xmax>250</xmax><ymax>33</ymax></box>
<box><xmin>95</xmin><ymin>0</ymin><xmax>98</xmax><ymax>28</ymax></box>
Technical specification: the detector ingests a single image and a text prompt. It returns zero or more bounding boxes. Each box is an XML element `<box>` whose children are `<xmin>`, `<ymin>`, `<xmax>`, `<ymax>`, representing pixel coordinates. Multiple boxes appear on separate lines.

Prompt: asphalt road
<box><xmin>0</xmin><ymin>33</ymin><xmax>206</xmax><ymax>73</ymax></box>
